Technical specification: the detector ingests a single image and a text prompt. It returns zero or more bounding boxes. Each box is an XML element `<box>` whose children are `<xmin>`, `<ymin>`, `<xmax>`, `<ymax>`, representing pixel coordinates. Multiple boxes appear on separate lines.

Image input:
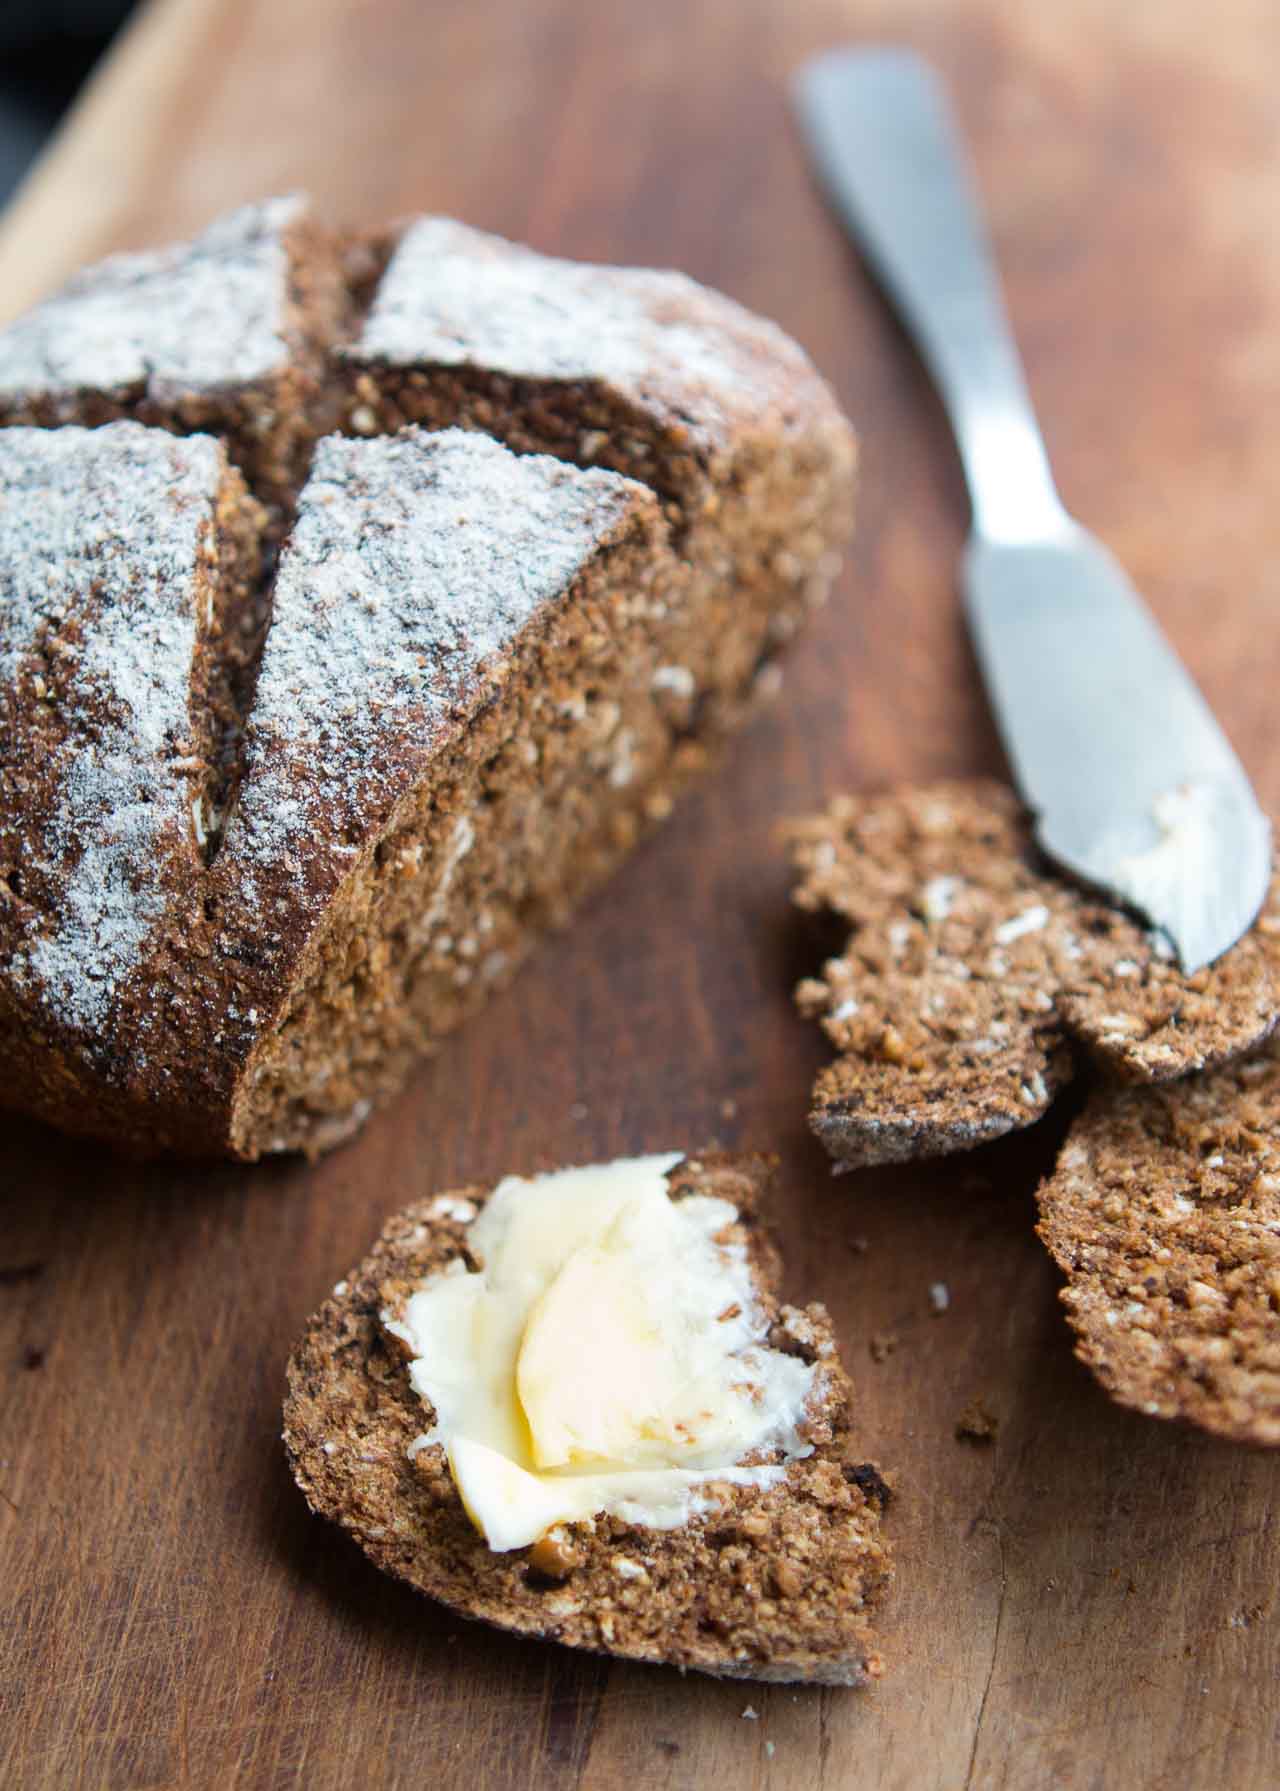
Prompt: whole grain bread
<box><xmin>0</xmin><ymin>198</ymin><xmax>855</xmax><ymax>1158</ymax></box>
<box><xmin>283</xmin><ymin>1152</ymin><xmax>892</xmax><ymax>1683</ymax></box>
<box><xmin>1038</xmin><ymin>1037</ymin><xmax>1280</xmax><ymax>1444</ymax></box>
<box><xmin>786</xmin><ymin>780</ymin><xmax>1280</xmax><ymax>1168</ymax></box>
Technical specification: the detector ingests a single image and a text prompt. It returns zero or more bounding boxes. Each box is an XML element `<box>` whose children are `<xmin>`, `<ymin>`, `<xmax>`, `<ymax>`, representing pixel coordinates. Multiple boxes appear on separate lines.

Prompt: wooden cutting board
<box><xmin>2</xmin><ymin>1</ymin><xmax>1279</xmax><ymax>1784</ymax></box>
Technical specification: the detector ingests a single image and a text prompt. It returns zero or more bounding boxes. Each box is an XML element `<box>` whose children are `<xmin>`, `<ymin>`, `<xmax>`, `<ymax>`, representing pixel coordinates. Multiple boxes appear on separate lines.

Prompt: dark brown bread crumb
<box><xmin>283</xmin><ymin>1153</ymin><xmax>892</xmax><ymax>1684</ymax></box>
<box><xmin>954</xmin><ymin>1400</ymin><xmax>999</xmax><ymax>1444</ymax></box>
<box><xmin>1038</xmin><ymin>1036</ymin><xmax>1280</xmax><ymax>1444</ymax></box>
<box><xmin>787</xmin><ymin>780</ymin><xmax>1280</xmax><ymax>1168</ymax></box>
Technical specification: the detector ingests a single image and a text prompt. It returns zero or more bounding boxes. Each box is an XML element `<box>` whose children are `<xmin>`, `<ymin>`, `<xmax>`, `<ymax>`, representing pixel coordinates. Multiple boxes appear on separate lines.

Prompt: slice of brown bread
<box><xmin>0</xmin><ymin>199</ymin><xmax>855</xmax><ymax>1159</ymax></box>
<box><xmin>283</xmin><ymin>1151</ymin><xmax>892</xmax><ymax>1684</ymax></box>
<box><xmin>786</xmin><ymin>780</ymin><xmax>1280</xmax><ymax>1168</ymax></box>
<box><xmin>1038</xmin><ymin>1038</ymin><xmax>1280</xmax><ymax>1444</ymax></box>
<box><xmin>0</xmin><ymin>195</ymin><xmax>346</xmax><ymax>509</ymax></box>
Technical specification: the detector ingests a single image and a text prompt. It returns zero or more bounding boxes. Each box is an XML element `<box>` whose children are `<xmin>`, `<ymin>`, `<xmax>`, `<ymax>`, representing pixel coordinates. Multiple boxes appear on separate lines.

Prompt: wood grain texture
<box><xmin>2</xmin><ymin>0</ymin><xmax>1280</xmax><ymax>1785</ymax></box>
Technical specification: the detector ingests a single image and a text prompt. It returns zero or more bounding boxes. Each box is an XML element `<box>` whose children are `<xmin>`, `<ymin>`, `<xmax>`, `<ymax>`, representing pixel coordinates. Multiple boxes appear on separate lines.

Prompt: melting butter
<box><xmin>386</xmin><ymin>1154</ymin><xmax>815</xmax><ymax>1551</ymax></box>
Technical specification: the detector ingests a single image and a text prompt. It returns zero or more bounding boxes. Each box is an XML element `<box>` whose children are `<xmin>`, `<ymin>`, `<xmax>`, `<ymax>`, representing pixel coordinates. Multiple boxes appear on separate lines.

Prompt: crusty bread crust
<box><xmin>787</xmin><ymin>780</ymin><xmax>1280</xmax><ymax>1169</ymax></box>
<box><xmin>283</xmin><ymin>1152</ymin><xmax>892</xmax><ymax>1683</ymax></box>
<box><xmin>0</xmin><ymin>195</ymin><xmax>347</xmax><ymax>510</ymax></box>
<box><xmin>1038</xmin><ymin>1038</ymin><xmax>1280</xmax><ymax>1445</ymax></box>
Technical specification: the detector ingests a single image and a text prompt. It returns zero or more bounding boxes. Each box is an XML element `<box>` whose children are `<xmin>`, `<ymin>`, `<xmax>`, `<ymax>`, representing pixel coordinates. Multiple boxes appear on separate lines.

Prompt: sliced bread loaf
<box><xmin>0</xmin><ymin>199</ymin><xmax>855</xmax><ymax>1157</ymax></box>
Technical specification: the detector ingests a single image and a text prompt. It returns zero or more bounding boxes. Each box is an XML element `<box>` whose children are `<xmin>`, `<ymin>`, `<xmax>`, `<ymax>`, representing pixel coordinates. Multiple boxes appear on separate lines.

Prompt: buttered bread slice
<box><xmin>284</xmin><ymin>1151</ymin><xmax>892</xmax><ymax>1684</ymax></box>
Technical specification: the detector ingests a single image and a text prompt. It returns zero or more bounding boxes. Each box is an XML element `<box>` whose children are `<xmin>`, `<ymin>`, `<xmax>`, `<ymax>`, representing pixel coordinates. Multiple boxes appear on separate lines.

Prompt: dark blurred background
<box><xmin>0</xmin><ymin>0</ymin><xmax>135</xmax><ymax>204</ymax></box>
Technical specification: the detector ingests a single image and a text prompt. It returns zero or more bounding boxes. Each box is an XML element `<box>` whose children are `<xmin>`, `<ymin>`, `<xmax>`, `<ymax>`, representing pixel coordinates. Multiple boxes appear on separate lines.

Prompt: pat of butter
<box><xmin>387</xmin><ymin>1154</ymin><xmax>816</xmax><ymax>1551</ymax></box>
<box><xmin>518</xmin><ymin>1234</ymin><xmax>678</xmax><ymax>1468</ymax></box>
<box><xmin>448</xmin><ymin>1437</ymin><xmax>595</xmax><ymax>1552</ymax></box>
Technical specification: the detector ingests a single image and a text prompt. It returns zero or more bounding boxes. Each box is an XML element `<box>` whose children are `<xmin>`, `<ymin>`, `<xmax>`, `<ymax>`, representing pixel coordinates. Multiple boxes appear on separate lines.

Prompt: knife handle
<box><xmin>795</xmin><ymin>47</ymin><xmax>1068</xmax><ymax>545</ymax></box>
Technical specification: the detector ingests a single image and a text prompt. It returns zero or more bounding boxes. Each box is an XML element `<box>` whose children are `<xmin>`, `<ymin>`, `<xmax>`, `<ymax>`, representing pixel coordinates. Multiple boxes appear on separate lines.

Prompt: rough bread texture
<box><xmin>0</xmin><ymin>198</ymin><xmax>856</xmax><ymax>1157</ymax></box>
<box><xmin>0</xmin><ymin>195</ymin><xmax>347</xmax><ymax>508</ymax></box>
<box><xmin>786</xmin><ymin>780</ymin><xmax>1280</xmax><ymax>1168</ymax></box>
<box><xmin>1038</xmin><ymin>1038</ymin><xmax>1280</xmax><ymax>1444</ymax></box>
<box><xmin>214</xmin><ymin>430</ymin><xmax>683</xmax><ymax>1156</ymax></box>
<box><xmin>283</xmin><ymin>1152</ymin><xmax>892</xmax><ymax>1683</ymax></box>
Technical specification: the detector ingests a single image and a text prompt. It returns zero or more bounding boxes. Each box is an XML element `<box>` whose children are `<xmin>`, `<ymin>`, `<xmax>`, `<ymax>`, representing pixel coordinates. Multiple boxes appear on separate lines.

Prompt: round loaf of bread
<box><xmin>0</xmin><ymin>198</ymin><xmax>857</xmax><ymax>1158</ymax></box>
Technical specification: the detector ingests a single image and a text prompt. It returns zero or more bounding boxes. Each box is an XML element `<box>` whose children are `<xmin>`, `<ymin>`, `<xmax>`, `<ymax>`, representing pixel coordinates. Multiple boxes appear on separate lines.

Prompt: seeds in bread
<box><xmin>1038</xmin><ymin>1036</ymin><xmax>1280</xmax><ymax>1444</ymax></box>
<box><xmin>283</xmin><ymin>1152</ymin><xmax>892</xmax><ymax>1684</ymax></box>
<box><xmin>786</xmin><ymin>780</ymin><xmax>1280</xmax><ymax>1168</ymax></box>
<box><xmin>0</xmin><ymin>198</ymin><xmax>856</xmax><ymax>1159</ymax></box>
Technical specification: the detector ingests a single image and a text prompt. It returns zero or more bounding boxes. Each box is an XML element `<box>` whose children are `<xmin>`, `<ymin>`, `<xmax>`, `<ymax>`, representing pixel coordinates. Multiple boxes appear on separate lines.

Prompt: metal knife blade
<box><xmin>793</xmin><ymin>45</ymin><xmax>1271</xmax><ymax>971</ymax></box>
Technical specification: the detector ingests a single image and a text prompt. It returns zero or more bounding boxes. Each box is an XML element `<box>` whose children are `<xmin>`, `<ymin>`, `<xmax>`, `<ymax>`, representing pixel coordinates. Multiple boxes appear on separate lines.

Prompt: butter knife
<box><xmin>793</xmin><ymin>46</ymin><xmax>1270</xmax><ymax>971</ymax></box>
